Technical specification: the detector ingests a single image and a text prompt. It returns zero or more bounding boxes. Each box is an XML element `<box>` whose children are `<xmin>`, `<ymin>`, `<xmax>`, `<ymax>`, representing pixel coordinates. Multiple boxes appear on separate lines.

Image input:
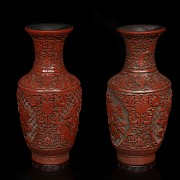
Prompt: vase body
<box><xmin>106</xmin><ymin>25</ymin><xmax>172</xmax><ymax>173</ymax></box>
<box><xmin>17</xmin><ymin>23</ymin><xmax>82</xmax><ymax>172</ymax></box>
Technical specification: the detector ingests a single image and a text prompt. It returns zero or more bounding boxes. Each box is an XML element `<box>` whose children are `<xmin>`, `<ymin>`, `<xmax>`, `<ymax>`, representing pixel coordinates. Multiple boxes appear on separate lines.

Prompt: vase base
<box><xmin>32</xmin><ymin>153</ymin><xmax>69</xmax><ymax>164</ymax></box>
<box><xmin>118</xmin><ymin>161</ymin><xmax>155</xmax><ymax>173</ymax></box>
<box><xmin>32</xmin><ymin>160</ymin><xmax>69</xmax><ymax>173</ymax></box>
<box><xmin>117</xmin><ymin>153</ymin><xmax>155</xmax><ymax>165</ymax></box>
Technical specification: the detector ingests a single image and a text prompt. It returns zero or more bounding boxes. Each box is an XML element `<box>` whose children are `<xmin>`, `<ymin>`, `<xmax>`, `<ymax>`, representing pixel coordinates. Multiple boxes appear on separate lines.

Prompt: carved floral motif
<box><xmin>107</xmin><ymin>88</ymin><xmax>172</xmax><ymax>152</ymax></box>
<box><xmin>17</xmin><ymin>88</ymin><xmax>81</xmax><ymax>151</ymax></box>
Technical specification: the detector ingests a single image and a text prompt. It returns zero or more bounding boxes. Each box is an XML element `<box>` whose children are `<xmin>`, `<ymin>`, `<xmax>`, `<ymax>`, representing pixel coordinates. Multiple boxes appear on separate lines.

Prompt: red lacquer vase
<box><xmin>106</xmin><ymin>24</ymin><xmax>172</xmax><ymax>173</ymax></box>
<box><xmin>17</xmin><ymin>23</ymin><xmax>82</xmax><ymax>172</ymax></box>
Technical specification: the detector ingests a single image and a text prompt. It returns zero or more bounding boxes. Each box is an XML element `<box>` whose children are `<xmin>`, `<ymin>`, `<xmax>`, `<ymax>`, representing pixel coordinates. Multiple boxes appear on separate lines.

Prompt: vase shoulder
<box><xmin>108</xmin><ymin>70</ymin><xmax>171</xmax><ymax>93</ymax></box>
<box><xmin>18</xmin><ymin>70</ymin><xmax>80</xmax><ymax>92</ymax></box>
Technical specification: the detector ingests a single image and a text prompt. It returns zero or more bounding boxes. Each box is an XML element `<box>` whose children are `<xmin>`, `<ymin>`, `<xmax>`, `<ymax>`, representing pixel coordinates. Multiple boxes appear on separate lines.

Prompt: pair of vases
<box><xmin>17</xmin><ymin>23</ymin><xmax>172</xmax><ymax>173</ymax></box>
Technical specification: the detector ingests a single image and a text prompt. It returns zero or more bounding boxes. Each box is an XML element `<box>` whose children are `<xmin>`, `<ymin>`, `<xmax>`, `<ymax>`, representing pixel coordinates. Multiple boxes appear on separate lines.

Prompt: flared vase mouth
<box><xmin>25</xmin><ymin>23</ymin><xmax>73</xmax><ymax>34</ymax></box>
<box><xmin>117</xmin><ymin>24</ymin><xmax>166</xmax><ymax>34</ymax></box>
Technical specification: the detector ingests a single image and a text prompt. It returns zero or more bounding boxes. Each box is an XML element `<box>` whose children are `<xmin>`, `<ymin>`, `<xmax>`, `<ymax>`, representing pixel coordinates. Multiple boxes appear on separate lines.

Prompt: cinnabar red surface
<box><xmin>17</xmin><ymin>23</ymin><xmax>82</xmax><ymax>172</ymax></box>
<box><xmin>106</xmin><ymin>24</ymin><xmax>172</xmax><ymax>173</ymax></box>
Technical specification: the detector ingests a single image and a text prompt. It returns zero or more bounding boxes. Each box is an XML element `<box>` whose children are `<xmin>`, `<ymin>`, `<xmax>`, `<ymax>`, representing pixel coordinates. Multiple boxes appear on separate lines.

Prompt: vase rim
<box><xmin>117</xmin><ymin>24</ymin><xmax>166</xmax><ymax>34</ymax></box>
<box><xmin>25</xmin><ymin>23</ymin><xmax>73</xmax><ymax>34</ymax></box>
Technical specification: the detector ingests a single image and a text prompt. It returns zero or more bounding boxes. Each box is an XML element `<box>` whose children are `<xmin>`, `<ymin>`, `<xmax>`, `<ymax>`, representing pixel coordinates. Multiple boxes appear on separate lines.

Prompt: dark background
<box><xmin>1</xmin><ymin>2</ymin><xmax>179</xmax><ymax>180</ymax></box>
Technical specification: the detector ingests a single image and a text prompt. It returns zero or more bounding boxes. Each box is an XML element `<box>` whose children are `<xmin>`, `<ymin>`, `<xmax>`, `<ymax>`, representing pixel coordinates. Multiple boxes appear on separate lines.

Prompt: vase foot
<box><xmin>118</xmin><ymin>161</ymin><xmax>155</xmax><ymax>173</ymax></box>
<box><xmin>31</xmin><ymin>153</ymin><xmax>69</xmax><ymax>172</ymax></box>
<box><xmin>32</xmin><ymin>153</ymin><xmax>69</xmax><ymax>164</ymax></box>
<box><xmin>117</xmin><ymin>153</ymin><xmax>155</xmax><ymax>173</ymax></box>
<box><xmin>32</xmin><ymin>160</ymin><xmax>69</xmax><ymax>173</ymax></box>
<box><xmin>117</xmin><ymin>153</ymin><xmax>155</xmax><ymax>165</ymax></box>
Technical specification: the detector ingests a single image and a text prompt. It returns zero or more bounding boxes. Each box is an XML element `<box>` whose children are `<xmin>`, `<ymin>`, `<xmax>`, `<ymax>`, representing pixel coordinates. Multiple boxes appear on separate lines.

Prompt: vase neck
<box><xmin>30</xmin><ymin>33</ymin><xmax>69</xmax><ymax>73</ymax></box>
<box><xmin>122</xmin><ymin>33</ymin><xmax>161</xmax><ymax>72</ymax></box>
